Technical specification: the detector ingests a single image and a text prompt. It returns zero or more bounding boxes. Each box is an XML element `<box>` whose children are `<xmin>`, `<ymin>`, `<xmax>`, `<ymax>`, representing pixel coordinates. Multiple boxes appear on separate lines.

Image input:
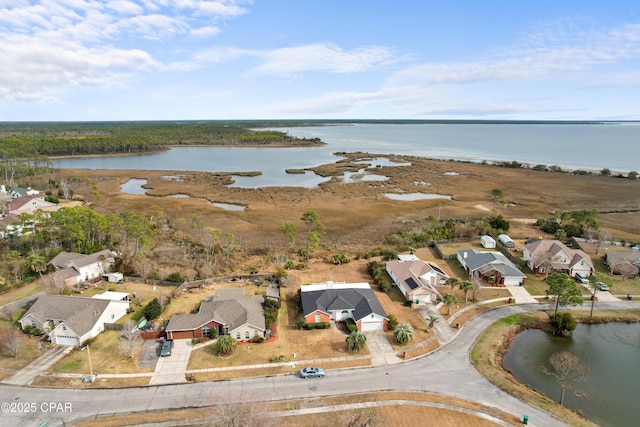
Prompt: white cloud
<box><xmin>391</xmin><ymin>22</ymin><xmax>640</xmax><ymax>86</ymax></box>
<box><xmin>190</xmin><ymin>25</ymin><xmax>221</xmax><ymax>38</ymax></box>
<box><xmin>0</xmin><ymin>0</ymin><xmax>251</xmax><ymax>100</ymax></box>
<box><xmin>250</xmin><ymin>43</ymin><xmax>395</xmax><ymax>76</ymax></box>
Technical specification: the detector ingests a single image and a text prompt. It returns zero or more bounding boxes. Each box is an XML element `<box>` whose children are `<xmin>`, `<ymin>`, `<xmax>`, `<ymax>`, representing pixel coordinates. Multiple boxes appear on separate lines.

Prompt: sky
<box><xmin>1</xmin><ymin>0</ymin><xmax>640</xmax><ymax>121</ymax></box>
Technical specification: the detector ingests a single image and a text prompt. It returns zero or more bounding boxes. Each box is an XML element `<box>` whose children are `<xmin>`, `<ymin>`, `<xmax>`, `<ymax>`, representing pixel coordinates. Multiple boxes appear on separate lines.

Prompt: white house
<box><xmin>19</xmin><ymin>294</ymin><xmax>129</xmax><ymax>346</ymax></box>
<box><xmin>48</xmin><ymin>250</ymin><xmax>117</xmax><ymax>287</ymax></box>
<box><xmin>386</xmin><ymin>258</ymin><xmax>448</xmax><ymax>304</ymax></box>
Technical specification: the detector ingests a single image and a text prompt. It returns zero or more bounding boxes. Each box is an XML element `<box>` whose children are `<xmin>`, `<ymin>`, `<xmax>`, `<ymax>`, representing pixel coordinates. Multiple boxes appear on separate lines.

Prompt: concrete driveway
<box><xmin>149</xmin><ymin>339</ymin><xmax>192</xmax><ymax>385</ymax></box>
<box><xmin>2</xmin><ymin>344</ymin><xmax>73</xmax><ymax>386</ymax></box>
<box><xmin>363</xmin><ymin>331</ymin><xmax>400</xmax><ymax>366</ymax></box>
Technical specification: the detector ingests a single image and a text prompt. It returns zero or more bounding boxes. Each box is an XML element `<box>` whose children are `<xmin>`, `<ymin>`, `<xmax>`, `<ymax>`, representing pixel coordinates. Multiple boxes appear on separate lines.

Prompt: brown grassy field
<box><xmin>64</xmin><ymin>154</ymin><xmax>640</xmax><ymax>256</ymax></box>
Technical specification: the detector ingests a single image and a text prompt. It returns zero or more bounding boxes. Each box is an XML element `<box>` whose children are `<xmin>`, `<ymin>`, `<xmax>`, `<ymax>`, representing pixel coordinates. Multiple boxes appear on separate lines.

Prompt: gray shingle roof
<box><xmin>459</xmin><ymin>249</ymin><xmax>526</xmax><ymax>278</ymax></box>
<box><xmin>165</xmin><ymin>290</ymin><xmax>265</xmax><ymax>333</ymax></box>
<box><xmin>300</xmin><ymin>286</ymin><xmax>387</xmax><ymax>321</ymax></box>
<box><xmin>20</xmin><ymin>295</ymin><xmax>111</xmax><ymax>337</ymax></box>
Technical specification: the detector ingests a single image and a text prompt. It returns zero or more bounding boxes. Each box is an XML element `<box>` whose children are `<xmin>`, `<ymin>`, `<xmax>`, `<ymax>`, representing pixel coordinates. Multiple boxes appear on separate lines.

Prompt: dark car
<box><xmin>299</xmin><ymin>366</ymin><xmax>325</xmax><ymax>378</ymax></box>
<box><xmin>160</xmin><ymin>339</ymin><xmax>173</xmax><ymax>357</ymax></box>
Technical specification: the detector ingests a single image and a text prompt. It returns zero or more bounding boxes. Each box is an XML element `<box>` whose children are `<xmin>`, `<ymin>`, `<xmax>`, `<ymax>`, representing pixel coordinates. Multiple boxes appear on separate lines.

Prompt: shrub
<box><xmin>165</xmin><ymin>272</ymin><xmax>184</xmax><ymax>283</ymax></box>
<box><xmin>387</xmin><ymin>314</ymin><xmax>398</xmax><ymax>330</ymax></box>
<box><xmin>550</xmin><ymin>312</ymin><xmax>577</xmax><ymax>336</ymax></box>
<box><xmin>345</xmin><ymin>318</ymin><xmax>358</xmax><ymax>333</ymax></box>
<box><xmin>295</xmin><ymin>315</ymin><xmax>306</xmax><ymax>330</ymax></box>
<box><xmin>304</xmin><ymin>322</ymin><xmax>330</xmax><ymax>330</ymax></box>
<box><xmin>142</xmin><ymin>298</ymin><xmax>162</xmax><ymax>320</ymax></box>
<box><xmin>191</xmin><ymin>337</ymin><xmax>204</xmax><ymax>345</ymax></box>
<box><xmin>23</xmin><ymin>326</ymin><xmax>43</xmax><ymax>336</ymax></box>
<box><xmin>251</xmin><ymin>335</ymin><xmax>264</xmax><ymax>343</ymax></box>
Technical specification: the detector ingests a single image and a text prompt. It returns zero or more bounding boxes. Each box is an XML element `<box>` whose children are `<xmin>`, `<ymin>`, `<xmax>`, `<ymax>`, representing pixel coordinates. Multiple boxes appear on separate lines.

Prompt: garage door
<box><xmin>55</xmin><ymin>335</ymin><xmax>79</xmax><ymax>346</ymax></box>
<box><xmin>360</xmin><ymin>320</ymin><xmax>383</xmax><ymax>331</ymax></box>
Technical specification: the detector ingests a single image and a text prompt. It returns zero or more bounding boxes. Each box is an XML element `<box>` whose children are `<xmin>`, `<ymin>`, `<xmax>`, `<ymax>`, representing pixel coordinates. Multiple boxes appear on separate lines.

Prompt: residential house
<box><xmin>9</xmin><ymin>187</ymin><xmax>40</xmax><ymax>199</ymax></box>
<box><xmin>7</xmin><ymin>193</ymin><xmax>58</xmax><ymax>215</ymax></box>
<box><xmin>165</xmin><ymin>288</ymin><xmax>266</xmax><ymax>341</ymax></box>
<box><xmin>18</xmin><ymin>294</ymin><xmax>129</xmax><ymax>346</ymax></box>
<box><xmin>300</xmin><ymin>282</ymin><xmax>389</xmax><ymax>331</ymax></box>
<box><xmin>604</xmin><ymin>250</ymin><xmax>640</xmax><ymax>277</ymax></box>
<box><xmin>48</xmin><ymin>250</ymin><xmax>117</xmax><ymax>287</ymax></box>
<box><xmin>523</xmin><ymin>239</ymin><xmax>593</xmax><ymax>278</ymax></box>
<box><xmin>457</xmin><ymin>249</ymin><xmax>526</xmax><ymax>286</ymax></box>
<box><xmin>386</xmin><ymin>256</ymin><xmax>448</xmax><ymax>305</ymax></box>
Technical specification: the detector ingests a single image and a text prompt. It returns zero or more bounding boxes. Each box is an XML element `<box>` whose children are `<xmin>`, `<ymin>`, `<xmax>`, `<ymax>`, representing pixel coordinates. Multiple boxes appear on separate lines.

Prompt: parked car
<box><xmin>596</xmin><ymin>282</ymin><xmax>609</xmax><ymax>291</ymax></box>
<box><xmin>299</xmin><ymin>366</ymin><xmax>325</xmax><ymax>378</ymax></box>
<box><xmin>160</xmin><ymin>339</ymin><xmax>173</xmax><ymax>357</ymax></box>
<box><xmin>574</xmin><ymin>273</ymin><xmax>589</xmax><ymax>284</ymax></box>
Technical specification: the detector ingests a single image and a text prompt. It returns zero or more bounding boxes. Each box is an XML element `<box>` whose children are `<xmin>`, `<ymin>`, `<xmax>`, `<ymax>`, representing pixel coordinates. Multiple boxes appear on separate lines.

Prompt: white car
<box><xmin>596</xmin><ymin>282</ymin><xmax>609</xmax><ymax>292</ymax></box>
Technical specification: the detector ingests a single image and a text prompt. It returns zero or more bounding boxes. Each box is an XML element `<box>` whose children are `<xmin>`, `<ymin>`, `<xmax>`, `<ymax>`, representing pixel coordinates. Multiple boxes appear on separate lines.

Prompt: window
<box><xmin>30</xmin><ymin>320</ymin><xmax>36</xmax><ymax>327</ymax></box>
<box><xmin>111</xmin><ymin>314</ymin><xmax>115</xmax><ymax>319</ymax></box>
<box><xmin>236</xmin><ymin>332</ymin><xmax>241</xmax><ymax>340</ymax></box>
<box><xmin>314</xmin><ymin>314</ymin><xmax>321</xmax><ymax>322</ymax></box>
<box><xmin>223</xmin><ymin>326</ymin><xmax>229</xmax><ymax>335</ymax></box>
<box><xmin>245</xmin><ymin>331</ymin><xmax>250</xmax><ymax>340</ymax></box>
<box><xmin>539</xmin><ymin>267</ymin><xmax>546</xmax><ymax>273</ymax></box>
<box><xmin>62</xmin><ymin>325</ymin><xmax>67</xmax><ymax>331</ymax></box>
<box><xmin>202</xmin><ymin>325</ymin><xmax>211</xmax><ymax>337</ymax></box>
<box><xmin>254</xmin><ymin>331</ymin><xmax>259</xmax><ymax>336</ymax></box>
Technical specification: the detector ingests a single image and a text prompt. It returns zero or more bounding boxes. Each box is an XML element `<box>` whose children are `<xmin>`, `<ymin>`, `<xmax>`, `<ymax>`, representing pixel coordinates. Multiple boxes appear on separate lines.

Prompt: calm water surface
<box><xmin>56</xmin><ymin>123</ymin><xmax>640</xmax><ymax>187</ymax></box>
<box><xmin>503</xmin><ymin>323</ymin><xmax>640</xmax><ymax>427</ymax></box>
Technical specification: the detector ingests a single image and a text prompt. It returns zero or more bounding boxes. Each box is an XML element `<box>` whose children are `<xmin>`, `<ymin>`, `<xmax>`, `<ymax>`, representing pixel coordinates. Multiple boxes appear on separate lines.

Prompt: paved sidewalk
<box><xmin>149</xmin><ymin>339</ymin><xmax>192</xmax><ymax>385</ymax></box>
<box><xmin>2</xmin><ymin>345</ymin><xmax>73</xmax><ymax>386</ymax></box>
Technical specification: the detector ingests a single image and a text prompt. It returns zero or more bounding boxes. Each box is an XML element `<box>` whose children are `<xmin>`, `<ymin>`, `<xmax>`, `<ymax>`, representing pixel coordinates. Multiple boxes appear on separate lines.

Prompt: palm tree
<box><xmin>427</xmin><ymin>315</ymin><xmax>439</xmax><ymax>332</ymax></box>
<box><xmin>345</xmin><ymin>331</ymin><xmax>367</xmax><ymax>352</ymax></box>
<box><xmin>446</xmin><ymin>277</ymin><xmax>459</xmax><ymax>293</ymax></box>
<box><xmin>216</xmin><ymin>334</ymin><xmax>238</xmax><ymax>356</ymax></box>
<box><xmin>393</xmin><ymin>323</ymin><xmax>414</xmax><ymax>345</ymax></box>
<box><xmin>443</xmin><ymin>293</ymin><xmax>458</xmax><ymax>315</ymax></box>
<box><xmin>459</xmin><ymin>280</ymin><xmax>474</xmax><ymax>303</ymax></box>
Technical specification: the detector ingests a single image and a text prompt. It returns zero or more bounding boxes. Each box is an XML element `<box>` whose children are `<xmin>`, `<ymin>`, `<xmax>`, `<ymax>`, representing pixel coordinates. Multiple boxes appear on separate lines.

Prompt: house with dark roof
<box><xmin>300</xmin><ymin>282</ymin><xmax>389</xmax><ymax>331</ymax></box>
<box><xmin>386</xmin><ymin>255</ymin><xmax>447</xmax><ymax>305</ymax></box>
<box><xmin>522</xmin><ymin>239</ymin><xmax>593</xmax><ymax>278</ymax></box>
<box><xmin>604</xmin><ymin>249</ymin><xmax>640</xmax><ymax>277</ymax></box>
<box><xmin>18</xmin><ymin>294</ymin><xmax>129</xmax><ymax>346</ymax></box>
<box><xmin>457</xmin><ymin>249</ymin><xmax>526</xmax><ymax>286</ymax></box>
<box><xmin>48</xmin><ymin>249</ymin><xmax>117</xmax><ymax>287</ymax></box>
<box><xmin>165</xmin><ymin>288</ymin><xmax>266</xmax><ymax>341</ymax></box>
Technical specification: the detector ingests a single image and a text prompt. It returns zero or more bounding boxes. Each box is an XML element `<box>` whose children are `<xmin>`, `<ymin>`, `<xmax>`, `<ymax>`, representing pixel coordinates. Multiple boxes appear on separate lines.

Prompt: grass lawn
<box><xmin>31</xmin><ymin>375</ymin><xmax>150</xmax><ymax>389</ymax></box>
<box><xmin>188</xmin><ymin>294</ymin><xmax>365</xmax><ymax>371</ymax></box>
<box><xmin>70</xmin><ymin>391</ymin><xmax>520</xmax><ymax>427</ymax></box>
<box><xmin>0</xmin><ymin>321</ymin><xmax>43</xmax><ymax>377</ymax></box>
<box><xmin>48</xmin><ymin>330</ymin><xmax>153</xmax><ymax>375</ymax></box>
<box><xmin>0</xmin><ymin>280</ymin><xmax>42</xmax><ymax>307</ymax></box>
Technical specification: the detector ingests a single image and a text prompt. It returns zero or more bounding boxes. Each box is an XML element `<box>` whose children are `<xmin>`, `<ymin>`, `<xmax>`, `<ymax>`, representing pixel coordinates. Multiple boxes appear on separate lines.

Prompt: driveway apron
<box><xmin>363</xmin><ymin>331</ymin><xmax>400</xmax><ymax>366</ymax></box>
<box><xmin>149</xmin><ymin>339</ymin><xmax>193</xmax><ymax>385</ymax></box>
<box><xmin>3</xmin><ymin>344</ymin><xmax>73</xmax><ymax>386</ymax></box>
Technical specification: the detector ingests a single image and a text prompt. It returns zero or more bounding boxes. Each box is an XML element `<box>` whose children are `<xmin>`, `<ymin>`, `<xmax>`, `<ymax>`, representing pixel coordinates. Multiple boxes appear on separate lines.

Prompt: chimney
<box><xmin>463</xmin><ymin>251</ymin><xmax>467</xmax><ymax>259</ymax></box>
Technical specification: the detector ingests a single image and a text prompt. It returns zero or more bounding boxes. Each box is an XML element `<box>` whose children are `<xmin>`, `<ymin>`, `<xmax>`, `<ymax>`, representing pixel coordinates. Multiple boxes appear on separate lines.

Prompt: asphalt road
<box><xmin>1</xmin><ymin>301</ymin><xmax>638</xmax><ymax>427</ymax></box>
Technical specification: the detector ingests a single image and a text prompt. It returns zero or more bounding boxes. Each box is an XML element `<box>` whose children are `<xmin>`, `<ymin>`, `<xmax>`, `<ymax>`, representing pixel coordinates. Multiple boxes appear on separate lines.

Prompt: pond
<box><xmin>503</xmin><ymin>323</ymin><xmax>640</xmax><ymax>427</ymax></box>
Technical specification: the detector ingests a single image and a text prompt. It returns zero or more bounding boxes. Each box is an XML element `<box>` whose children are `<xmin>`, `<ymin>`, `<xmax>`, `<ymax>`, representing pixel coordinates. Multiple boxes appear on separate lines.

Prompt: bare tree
<box><xmin>59</xmin><ymin>179</ymin><xmax>72</xmax><ymax>200</ymax></box>
<box><xmin>0</xmin><ymin>327</ymin><xmax>22</xmax><ymax>358</ymax></box>
<box><xmin>43</xmin><ymin>272</ymin><xmax>66</xmax><ymax>295</ymax></box>
<box><xmin>585</xmin><ymin>228</ymin><xmax>610</xmax><ymax>255</ymax></box>
<box><xmin>157</xmin><ymin>291</ymin><xmax>170</xmax><ymax>312</ymax></box>
<box><xmin>542</xmin><ymin>351</ymin><xmax>591</xmax><ymax>406</ymax></box>
<box><xmin>2</xmin><ymin>305</ymin><xmax>15</xmax><ymax>322</ymax></box>
<box><xmin>119</xmin><ymin>320</ymin><xmax>142</xmax><ymax>358</ymax></box>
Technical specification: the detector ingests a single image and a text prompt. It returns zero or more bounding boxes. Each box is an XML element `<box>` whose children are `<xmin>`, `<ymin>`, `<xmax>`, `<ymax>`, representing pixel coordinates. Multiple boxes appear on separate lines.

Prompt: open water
<box><xmin>54</xmin><ymin>122</ymin><xmax>640</xmax><ymax>187</ymax></box>
<box><xmin>503</xmin><ymin>323</ymin><xmax>640</xmax><ymax>427</ymax></box>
